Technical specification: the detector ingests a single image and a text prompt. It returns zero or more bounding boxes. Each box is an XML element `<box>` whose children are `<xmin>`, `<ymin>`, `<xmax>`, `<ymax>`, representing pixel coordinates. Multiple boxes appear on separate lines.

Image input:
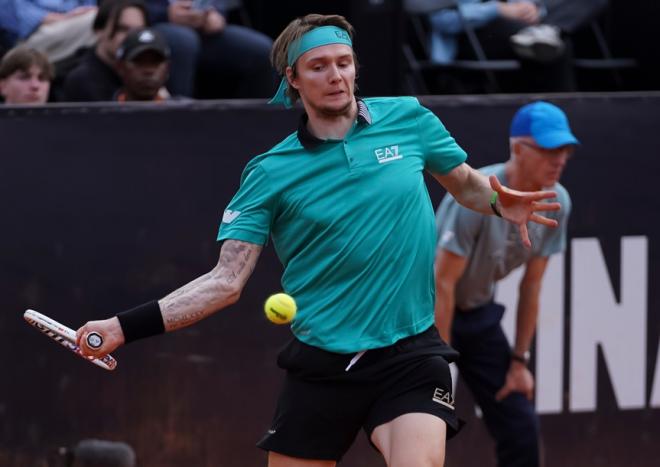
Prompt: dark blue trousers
<box><xmin>452</xmin><ymin>302</ymin><xmax>540</xmax><ymax>467</ymax></box>
<box><xmin>154</xmin><ymin>23</ymin><xmax>275</xmax><ymax>98</ymax></box>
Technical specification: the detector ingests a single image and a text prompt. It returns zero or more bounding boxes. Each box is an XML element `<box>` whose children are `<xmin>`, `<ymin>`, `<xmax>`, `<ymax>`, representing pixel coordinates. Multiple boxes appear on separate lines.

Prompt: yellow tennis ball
<box><xmin>264</xmin><ymin>293</ymin><xmax>297</xmax><ymax>324</ymax></box>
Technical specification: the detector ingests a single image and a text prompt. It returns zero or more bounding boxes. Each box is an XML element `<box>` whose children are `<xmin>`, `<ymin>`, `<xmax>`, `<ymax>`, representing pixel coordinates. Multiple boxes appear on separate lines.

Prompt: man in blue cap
<box><xmin>76</xmin><ymin>15</ymin><xmax>564</xmax><ymax>466</ymax></box>
<box><xmin>434</xmin><ymin>101</ymin><xmax>578</xmax><ymax>467</ymax></box>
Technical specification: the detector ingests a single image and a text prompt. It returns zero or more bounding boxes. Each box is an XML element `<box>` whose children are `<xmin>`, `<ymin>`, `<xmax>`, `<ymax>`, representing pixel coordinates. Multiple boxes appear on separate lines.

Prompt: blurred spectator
<box><xmin>62</xmin><ymin>439</ymin><xmax>136</xmax><ymax>467</ymax></box>
<box><xmin>423</xmin><ymin>0</ymin><xmax>577</xmax><ymax>92</ymax></box>
<box><xmin>0</xmin><ymin>0</ymin><xmax>98</xmax><ymax>64</ymax></box>
<box><xmin>147</xmin><ymin>0</ymin><xmax>274</xmax><ymax>98</ymax></box>
<box><xmin>115</xmin><ymin>27</ymin><xmax>172</xmax><ymax>101</ymax></box>
<box><xmin>62</xmin><ymin>0</ymin><xmax>148</xmax><ymax>101</ymax></box>
<box><xmin>511</xmin><ymin>0</ymin><xmax>608</xmax><ymax>59</ymax></box>
<box><xmin>0</xmin><ymin>45</ymin><xmax>52</xmax><ymax>104</ymax></box>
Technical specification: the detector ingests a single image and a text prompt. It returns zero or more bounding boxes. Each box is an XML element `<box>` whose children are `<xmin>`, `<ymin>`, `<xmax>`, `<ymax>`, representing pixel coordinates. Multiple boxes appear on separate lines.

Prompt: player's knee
<box><xmin>379</xmin><ymin>418</ymin><xmax>446</xmax><ymax>467</ymax></box>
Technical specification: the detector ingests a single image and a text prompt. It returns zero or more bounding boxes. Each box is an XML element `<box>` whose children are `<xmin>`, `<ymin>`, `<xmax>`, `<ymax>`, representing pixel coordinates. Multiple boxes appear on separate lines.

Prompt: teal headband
<box><xmin>269</xmin><ymin>25</ymin><xmax>353</xmax><ymax>108</ymax></box>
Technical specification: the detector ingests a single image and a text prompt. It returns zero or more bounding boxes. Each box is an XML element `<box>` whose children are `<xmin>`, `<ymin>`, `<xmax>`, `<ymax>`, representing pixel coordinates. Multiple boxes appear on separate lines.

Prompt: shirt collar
<box><xmin>297</xmin><ymin>99</ymin><xmax>372</xmax><ymax>150</ymax></box>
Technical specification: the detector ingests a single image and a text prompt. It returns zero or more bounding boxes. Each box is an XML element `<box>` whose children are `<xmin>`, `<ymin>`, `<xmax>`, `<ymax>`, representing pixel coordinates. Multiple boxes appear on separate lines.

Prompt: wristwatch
<box><xmin>511</xmin><ymin>351</ymin><xmax>530</xmax><ymax>365</ymax></box>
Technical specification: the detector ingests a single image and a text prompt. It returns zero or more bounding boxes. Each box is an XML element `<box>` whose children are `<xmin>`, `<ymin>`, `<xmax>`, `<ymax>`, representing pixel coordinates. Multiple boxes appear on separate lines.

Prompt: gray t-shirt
<box><xmin>435</xmin><ymin>163</ymin><xmax>571</xmax><ymax>310</ymax></box>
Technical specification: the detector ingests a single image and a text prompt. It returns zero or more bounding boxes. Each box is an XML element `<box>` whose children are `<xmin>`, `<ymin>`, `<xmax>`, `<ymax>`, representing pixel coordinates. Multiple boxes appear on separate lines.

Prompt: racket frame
<box><xmin>24</xmin><ymin>309</ymin><xmax>117</xmax><ymax>371</ymax></box>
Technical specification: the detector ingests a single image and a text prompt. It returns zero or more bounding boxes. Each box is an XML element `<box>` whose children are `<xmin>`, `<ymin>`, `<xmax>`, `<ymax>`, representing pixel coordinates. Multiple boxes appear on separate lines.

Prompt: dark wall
<box><xmin>1</xmin><ymin>94</ymin><xmax>659</xmax><ymax>466</ymax></box>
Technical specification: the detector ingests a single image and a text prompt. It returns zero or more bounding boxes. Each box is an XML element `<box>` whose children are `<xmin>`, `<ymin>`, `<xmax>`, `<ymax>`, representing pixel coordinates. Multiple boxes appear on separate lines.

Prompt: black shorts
<box><xmin>256</xmin><ymin>326</ymin><xmax>461</xmax><ymax>462</ymax></box>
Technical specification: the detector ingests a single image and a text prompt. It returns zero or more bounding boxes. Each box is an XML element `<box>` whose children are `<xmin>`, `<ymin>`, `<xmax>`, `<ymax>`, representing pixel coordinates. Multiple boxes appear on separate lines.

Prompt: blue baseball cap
<box><xmin>510</xmin><ymin>101</ymin><xmax>579</xmax><ymax>149</ymax></box>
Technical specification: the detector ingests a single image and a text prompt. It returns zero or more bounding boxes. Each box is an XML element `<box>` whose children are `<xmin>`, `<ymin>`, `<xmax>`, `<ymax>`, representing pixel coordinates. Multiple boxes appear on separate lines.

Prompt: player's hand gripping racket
<box><xmin>23</xmin><ymin>309</ymin><xmax>118</xmax><ymax>371</ymax></box>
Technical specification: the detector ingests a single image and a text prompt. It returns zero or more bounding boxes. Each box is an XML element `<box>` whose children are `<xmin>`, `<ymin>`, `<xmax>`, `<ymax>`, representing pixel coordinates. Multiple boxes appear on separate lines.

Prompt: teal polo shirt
<box><xmin>218</xmin><ymin>97</ymin><xmax>467</xmax><ymax>353</ymax></box>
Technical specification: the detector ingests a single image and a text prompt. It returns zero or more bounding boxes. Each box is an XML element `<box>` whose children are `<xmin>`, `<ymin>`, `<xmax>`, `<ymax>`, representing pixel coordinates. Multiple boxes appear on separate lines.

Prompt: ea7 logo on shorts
<box><xmin>374</xmin><ymin>145</ymin><xmax>403</xmax><ymax>164</ymax></box>
<box><xmin>222</xmin><ymin>209</ymin><xmax>241</xmax><ymax>223</ymax></box>
<box><xmin>432</xmin><ymin>387</ymin><xmax>455</xmax><ymax>410</ymax></box>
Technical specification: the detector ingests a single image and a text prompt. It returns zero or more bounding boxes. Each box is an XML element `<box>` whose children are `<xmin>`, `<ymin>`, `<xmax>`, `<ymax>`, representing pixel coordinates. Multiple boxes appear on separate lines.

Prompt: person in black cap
<box><xmin>115</xmin><ymin>27</ymin><xmax>171</xmax><ymax>101</ymax></box>
<box><xmin>62</xmin><ymin>0</ymin><xmax>149</xmax><ymax>102</ymax></box>
<box><xmin>434</xmin><ymin>101</ymin><xmax>578</xmax><ymax>467</ymax></box>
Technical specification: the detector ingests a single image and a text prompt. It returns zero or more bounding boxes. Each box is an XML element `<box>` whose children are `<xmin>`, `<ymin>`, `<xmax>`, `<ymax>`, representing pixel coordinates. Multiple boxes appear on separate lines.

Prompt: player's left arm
<box><xmin>417</xmin><ymin>102</ymin><xmax>559</xmax><ymax>247</ymax></box>
<box><xmin>495</xmin><ymin>255</ymin><xmax>550</xmax><ymax>401</ymax></box>
<box><xmin>432</xmin><ymin>163</ymin><xmax>493</xmax><ymax>215</ymax></box>
<box><xmin>432</xmin><ymin>163</ymin><xmax>560</xmax><ymax>248</ymax></box>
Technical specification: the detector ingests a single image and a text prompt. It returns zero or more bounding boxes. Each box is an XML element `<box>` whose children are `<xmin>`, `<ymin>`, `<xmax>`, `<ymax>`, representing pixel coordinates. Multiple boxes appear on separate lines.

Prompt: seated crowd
<box><xmin>0</xmin><ymin>0</ymin><xmax>275</xmax><ymax>104</ymax></box>
<box><xmin>0</xmin><ymin>0</ymin><xmax>627</xmax><ymax>104</ymax></box>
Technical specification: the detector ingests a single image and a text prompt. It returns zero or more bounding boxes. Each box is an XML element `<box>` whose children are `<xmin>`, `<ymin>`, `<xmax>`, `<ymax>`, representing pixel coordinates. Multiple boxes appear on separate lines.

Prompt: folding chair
<box><xmin>572</xmin><ymin>19</ymin><xmax>637</xmax><ymax>89</ymax></box>
<box><xmin>402</xmin><ymin>0</ymin><xmax>521</xmax><ymax>94</ymax></box>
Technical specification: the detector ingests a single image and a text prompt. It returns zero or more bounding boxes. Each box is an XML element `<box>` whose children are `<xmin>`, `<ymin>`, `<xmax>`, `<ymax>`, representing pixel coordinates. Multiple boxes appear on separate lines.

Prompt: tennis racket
<box><xmin>23</xmin><ymin>309</ymin><xmax>118</xmax><ymax>371</ymax></box>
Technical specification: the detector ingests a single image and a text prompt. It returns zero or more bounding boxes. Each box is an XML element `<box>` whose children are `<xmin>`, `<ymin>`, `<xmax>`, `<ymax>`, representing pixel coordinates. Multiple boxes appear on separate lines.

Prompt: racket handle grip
<box><xmin>86</xmin><ymin>332</ymin><xmax>104</xmax><ymax>349</ymax></box>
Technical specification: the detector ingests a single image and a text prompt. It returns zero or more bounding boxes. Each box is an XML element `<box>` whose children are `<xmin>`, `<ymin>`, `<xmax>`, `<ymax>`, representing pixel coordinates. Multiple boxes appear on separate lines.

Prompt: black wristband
<box><xmin>116</xmin><ymin>300</ymin><xmax>165</xmax><ymax>343</ymax></box>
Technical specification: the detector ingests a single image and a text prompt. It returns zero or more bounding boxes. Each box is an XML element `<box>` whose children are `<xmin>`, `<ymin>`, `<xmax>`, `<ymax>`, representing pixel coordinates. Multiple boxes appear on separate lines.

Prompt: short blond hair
<box><xmin>270</xmin><ymin>14</ymin><xmax>356</xmax><ymax>104</ymax></box>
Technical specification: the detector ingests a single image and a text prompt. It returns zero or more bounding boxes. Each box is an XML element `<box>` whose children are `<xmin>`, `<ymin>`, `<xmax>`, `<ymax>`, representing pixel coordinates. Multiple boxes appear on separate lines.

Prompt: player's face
<box><xmin>518</xmin><ymin>139</ymin><xmax>573</xmax><ymax>187</ymax></box>
<box><xmin>0</xmin><ymin>65</ymin><xmax>50</xmax><ymax>104</ymax></box>
<box><xmin>289</xmin><ymin>44</ymin><xmax>356</xmax><ymax>117</ymax></box>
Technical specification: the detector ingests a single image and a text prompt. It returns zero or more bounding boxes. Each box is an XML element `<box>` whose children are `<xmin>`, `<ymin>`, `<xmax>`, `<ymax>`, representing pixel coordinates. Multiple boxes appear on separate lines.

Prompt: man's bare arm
<box><xmin>513</xmin><ymin>256</ymin><xmax>549</xmax><ymax>358</ymax></box>
<box><xmin>434</xmin><ymin>248</ymin><xmax>468</xmax><ymax>343</ymax></box>
<box><xmin>160</xmin><ymin>240</ymin><xmax>263</xmax><ymax>331</ymax></box>
<box><xmin>76</xmin><ymin>240</ymin><xmax>262</xmax><ymax>356</ymax></box>
<box><xmin>495</xmin><ymin>256</ymin><xmax>550</xmax><ymax>401</ymax></box>
<box><xmin>433</xmin><ymin>163</ymin><xmax>494</xmax><ymax>216</ymax></box>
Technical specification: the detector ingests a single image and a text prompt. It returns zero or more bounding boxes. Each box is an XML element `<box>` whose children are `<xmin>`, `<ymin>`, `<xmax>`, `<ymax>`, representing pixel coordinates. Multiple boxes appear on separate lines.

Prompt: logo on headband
<box><xmin>335</xmin><ymin>30</ymin><xmax>350</xmax><ymax>40</ymax></box>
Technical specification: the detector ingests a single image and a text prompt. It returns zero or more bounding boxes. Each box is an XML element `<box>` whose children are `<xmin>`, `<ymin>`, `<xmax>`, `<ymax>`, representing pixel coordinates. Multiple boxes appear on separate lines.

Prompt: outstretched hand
<box><xmin>490</xmin><ymin>175</ymin><xmax>560</xmax><ymax>248</ymax></box>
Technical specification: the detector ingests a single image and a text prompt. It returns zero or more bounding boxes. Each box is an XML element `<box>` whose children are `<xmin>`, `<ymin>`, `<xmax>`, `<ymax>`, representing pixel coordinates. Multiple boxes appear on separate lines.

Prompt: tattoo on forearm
<box><xmin>160</xmin><ymin>240</ymin><xmax>262</xmax><ymax>331</ymax></box>
<box><xmin>218</xmin><ymin>241</ymin><xmax>257</xmax><ymax>284</ymax></box>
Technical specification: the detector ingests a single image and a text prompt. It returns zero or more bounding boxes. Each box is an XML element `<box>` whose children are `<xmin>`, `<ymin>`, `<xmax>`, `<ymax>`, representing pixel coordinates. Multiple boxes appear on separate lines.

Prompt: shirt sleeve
<box><xmin>436</xmin><ymin>194</ymin><xmax>483</xmax><ymax>258</ymax></box>
<box><xmin>416</xmin><ymin>102</ymin><xmax>468</xmax><ymax>175</ymax></box>
<box><xmin>12</xmin><ymin>0</ymin><xmax>50</xmax><ymax>39</ymax></box>
<box><xmin>538</xmin><ymin>193</ymin><xmax>571</xmax><ymax>257</ymax></box>
<box><xmin>217</xmin><ymin>163</ymin><xmax>277</xmax><ymax>245</ymax></box>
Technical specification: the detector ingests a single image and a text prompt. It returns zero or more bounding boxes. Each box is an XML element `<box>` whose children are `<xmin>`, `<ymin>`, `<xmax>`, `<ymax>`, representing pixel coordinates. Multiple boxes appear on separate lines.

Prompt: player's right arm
<box><xmin>434</xmin><ymin>248</ymin><xmax>468</xmax><ymax>344</ymax></box>
<box><xmin>76</xmin><ymin>239</ymin><xmax>262</xmax><ymax>357</ymax></box>
<box><xmin>159</xmin><ymin>240</ymin><xmax>262</xmax><ymax>331</ymax></box>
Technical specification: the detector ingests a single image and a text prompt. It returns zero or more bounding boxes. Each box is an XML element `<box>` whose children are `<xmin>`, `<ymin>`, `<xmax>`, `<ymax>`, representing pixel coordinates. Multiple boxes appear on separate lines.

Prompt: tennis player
<box><xmin>77</xmin><ymin>14</ymin><xmax>561</xmax><ymax>467</ymax></box>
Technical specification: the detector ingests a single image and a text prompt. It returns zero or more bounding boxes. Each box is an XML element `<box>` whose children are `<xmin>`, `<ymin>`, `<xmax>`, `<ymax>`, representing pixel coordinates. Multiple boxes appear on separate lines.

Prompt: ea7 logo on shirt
<box><xmin>374</xmin><ymin>145</ymin><xmax>403</xmax><ymax>164</ymax></box>
<box><xmin>432</xmin><ymin>387</ymin><xmax>455</xmax><ymax>410</ymax></box>
<box><xmin>222</xmin><ymin>209</ymin><xmax>241</xmax><ymax>223</ymax></box>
